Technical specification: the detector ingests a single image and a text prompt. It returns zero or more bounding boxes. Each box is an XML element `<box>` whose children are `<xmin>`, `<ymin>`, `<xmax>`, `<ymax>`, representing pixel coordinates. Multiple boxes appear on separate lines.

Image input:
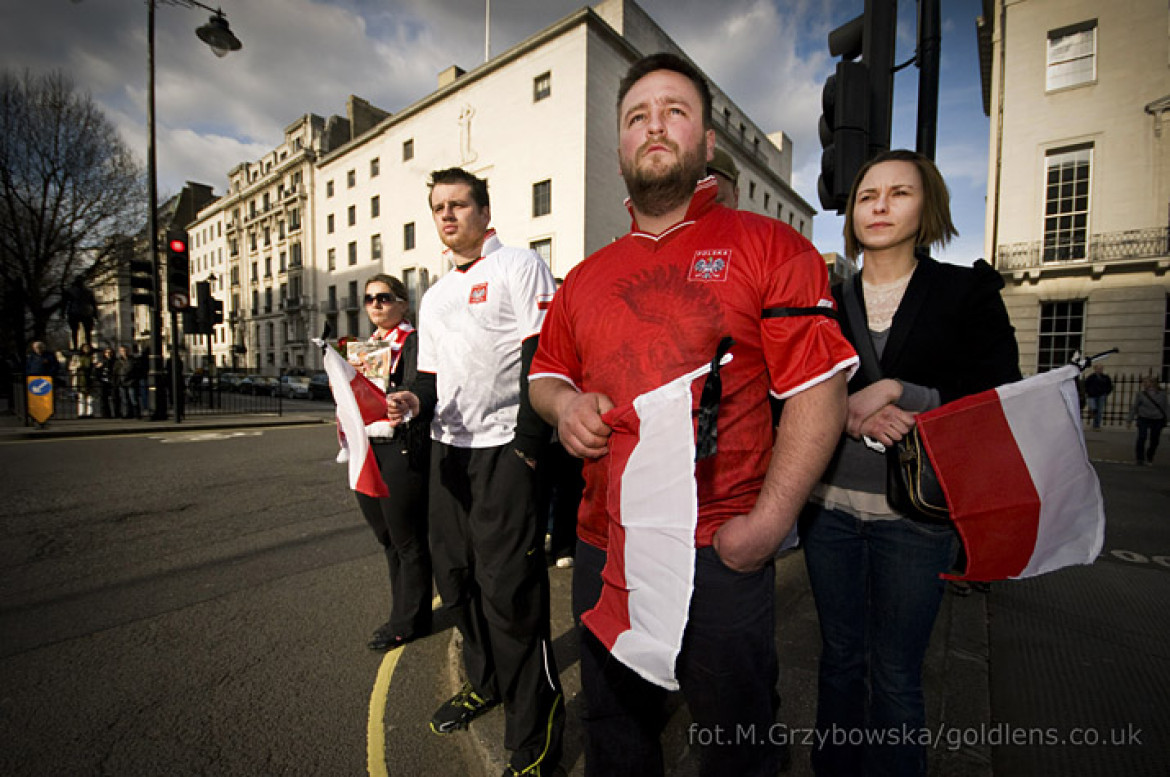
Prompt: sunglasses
<box><xmin>364</xmin><ymin>292</ymin><xmax>401</xmax><ymax>305</ymax></box>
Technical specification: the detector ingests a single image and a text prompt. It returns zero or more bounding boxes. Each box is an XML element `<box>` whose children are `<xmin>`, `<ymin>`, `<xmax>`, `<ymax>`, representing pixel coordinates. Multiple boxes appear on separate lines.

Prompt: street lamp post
<box><xmin>145</xmin><ymin>0</ymin><xmax>241</xmax><ymax>421</ymax></box>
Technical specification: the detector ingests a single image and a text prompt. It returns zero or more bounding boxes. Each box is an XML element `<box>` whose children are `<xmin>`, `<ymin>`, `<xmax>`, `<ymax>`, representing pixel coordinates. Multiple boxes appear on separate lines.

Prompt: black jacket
<box><xmin>834</xmin><ymin>256</ymin><xmax>1021</xmax><ymax>403</ymax></box>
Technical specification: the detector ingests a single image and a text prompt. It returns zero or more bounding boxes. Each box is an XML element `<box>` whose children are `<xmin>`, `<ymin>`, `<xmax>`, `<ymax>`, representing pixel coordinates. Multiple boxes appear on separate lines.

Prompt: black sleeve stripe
<box><xmin>761</xmin><ymin>306</ymin><xmax>839</xmax><ymax>321</ymax></box>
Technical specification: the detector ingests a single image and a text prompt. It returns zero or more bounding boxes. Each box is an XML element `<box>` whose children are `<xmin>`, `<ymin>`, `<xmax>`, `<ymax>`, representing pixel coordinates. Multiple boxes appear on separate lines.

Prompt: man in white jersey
<box><xmin>388</xmin><ymin>167</ymin><xmax>563</xmax><ymax>777</ymax></box>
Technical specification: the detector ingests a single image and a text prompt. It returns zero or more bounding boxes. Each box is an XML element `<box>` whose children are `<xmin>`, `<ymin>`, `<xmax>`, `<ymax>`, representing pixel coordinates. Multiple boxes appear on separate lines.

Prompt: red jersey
<box><xmin>531</xmin><ymin>180</ymin><xmax>857</xmax><ymax>549</ymax></box>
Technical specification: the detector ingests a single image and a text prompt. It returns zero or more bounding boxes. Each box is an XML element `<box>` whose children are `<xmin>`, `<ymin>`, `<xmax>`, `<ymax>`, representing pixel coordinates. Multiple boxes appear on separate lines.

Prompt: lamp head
<box><xmin>196</xmin><ymin>12</ymin><xmax>242</xmax><ymax>58</ymax></box>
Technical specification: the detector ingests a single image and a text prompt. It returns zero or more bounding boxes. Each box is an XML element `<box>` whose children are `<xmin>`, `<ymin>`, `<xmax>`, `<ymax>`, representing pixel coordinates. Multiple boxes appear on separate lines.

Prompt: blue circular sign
<box><xmin>29</xmin><ymin>378</ymin><xmax>52</xmax><ymax>396</ymax></box>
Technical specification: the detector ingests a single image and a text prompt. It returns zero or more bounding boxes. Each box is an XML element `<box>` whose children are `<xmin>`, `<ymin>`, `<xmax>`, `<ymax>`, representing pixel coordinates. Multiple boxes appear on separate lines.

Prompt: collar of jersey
<box><xmin>447</xmin><ymin>229</ymin><xmax>500</xmax><ymax>272</ymax></box>
<box><xmin>626</xmin><ymin>176</ymin><xmax>720</xmax><ymax>246</ymax></box>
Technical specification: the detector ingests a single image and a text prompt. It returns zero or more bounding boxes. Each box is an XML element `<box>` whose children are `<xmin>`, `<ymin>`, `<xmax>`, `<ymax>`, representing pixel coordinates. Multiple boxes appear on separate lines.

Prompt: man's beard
<box><xmin>621</xmin><ymin>138</ymin><xmax>707</xmax><ymax>218</ymax></box>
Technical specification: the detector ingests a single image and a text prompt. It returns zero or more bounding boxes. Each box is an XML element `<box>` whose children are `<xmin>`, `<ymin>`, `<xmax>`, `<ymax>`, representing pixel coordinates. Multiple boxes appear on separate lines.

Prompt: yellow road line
<box><xmin>367</xmin><ymin>646</ymin><xmax>402</xmax><ymax>777</ymax></box>
<box><xmin>367</xmin><ymin>595</ymin><xmax>443</xmax><ymax>776</ymax></box>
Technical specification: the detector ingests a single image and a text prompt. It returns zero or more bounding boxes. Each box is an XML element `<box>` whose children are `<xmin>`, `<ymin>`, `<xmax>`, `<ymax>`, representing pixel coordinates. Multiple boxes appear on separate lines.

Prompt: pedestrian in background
<box><xmin>800</xmin><ymin>150</ymin><xmax>1020</xmax><ymax>777</ymax></box>
<box><xmin>69</xmin><ymin>344</ymin><xmax>95</xmax><ymax>418</ymax></box>
<box><xmin>114</xmin><ymin>346</ymin><xmax>138</xmax><ymax>419</ymax></box>
<box><xmin>93</xmin><ymin>347</ymin><xmax>115</xmax><ymax>419</ymax></box>
<box><xmin>1084</xmin><ymin>364</ymin><xmax>1113</xmax><ymax>429</ymax></box>
<box><xmin>351</xmin><ymin>273</ymin><xmax>433</xmax><ymax>652</ymax></box>
<box><xmin>25</xmin><ymin>340</ymin><xmax>59</xmax><ymax>378</ymax></box>
<box><xmin>1128</xmin><ymin>375</ymin><xmax>1168</xmax><ymax>465</ymax></box>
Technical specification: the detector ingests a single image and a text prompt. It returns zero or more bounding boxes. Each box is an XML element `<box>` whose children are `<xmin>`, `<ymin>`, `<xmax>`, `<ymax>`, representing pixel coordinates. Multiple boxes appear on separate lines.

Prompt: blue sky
<box><xmin>3</xmin><ymin>0</ymin><xmax>990</xmax><ymax>264</ymax></box>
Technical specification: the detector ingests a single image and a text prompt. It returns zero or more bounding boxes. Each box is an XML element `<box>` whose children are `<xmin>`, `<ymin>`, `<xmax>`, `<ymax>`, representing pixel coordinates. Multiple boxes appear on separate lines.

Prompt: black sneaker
<box><xmin>430</xmin><ymin>682</ymin><xmax>499</xmax><ymax>734</ymax></box>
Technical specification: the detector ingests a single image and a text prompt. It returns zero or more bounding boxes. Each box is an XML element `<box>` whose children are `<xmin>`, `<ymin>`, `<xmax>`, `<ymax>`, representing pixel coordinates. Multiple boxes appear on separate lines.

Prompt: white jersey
<box><xmin>417</xmin><ymin>231</ymin><xmax>556</xmax><ymax>448</ymax></box>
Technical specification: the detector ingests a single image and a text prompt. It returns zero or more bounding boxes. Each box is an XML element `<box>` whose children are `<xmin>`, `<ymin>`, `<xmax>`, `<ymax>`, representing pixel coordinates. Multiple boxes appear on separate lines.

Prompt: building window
<box><xmin>348</xmin><ymin>241</ymin><xmax>357</xmax><ymax>266</ymax></box>
<box><xmin>1047</xmin><ymin>21</ymin><xmax>1096</xmax><ymax>91</ymax></box>
<box><xmin>291</xmin><ymin>243</ymin><xmax>302</xmax><ymax>267</ymax></box>
<box><xmin>748</xmin><ymin>181</ymin><xmax>757</xmax><ymax>201</ymax></box>
<box><xmin>404</xmin><ymin>222</ymin><xmax>416</xmax><ymax>251</ymax></box>
<box><xmin>326</xmin><ymin>180</ymin><xmax>334</xmax><ymax>198</ymax></box>
<box><xmin>533</xmin><ymin>179</ymin><xmax>552</xmax><ymax>217</ymax></box>
<box><xmin>347</xmin><ymin>169</ymin><xmax>356</xmax><ymax>188</ymax></box>
<box><xmin>763</xmin><ymin>193</ymin><xmax>770</xmax><ymax>210</ymax></box>
<box><xmin>279</xmin><ymin>251</ymin><xmax>286</xmax><ymax>272</ymax></box>
<box><xmin>1043</xmin><ymin>144</ymin><xmax>1092</xmax><ymax>262</ymax></box>
<box><xmin>371</xmin><ymin>234</ymin><xmax>382</xmax><ymax>261</ymax></box>
<box><xmin>289</xmin><ymin>208</ymin><xmax>300</xmax><ymax>231</ymax></box>
<box><xmin>264</xmin><ymin>288</ymin><xmax>273</xmax><ymax>313</ymax></box>
<box><xmin>347</xmin><ymin>311</ymin><xmax>360</xmax><ymax>337</ymax></box>
<box><xmin>327</xmin><ymin>214</ymin><xmax>335</xmax><ymax>234</ymax></box>
<box><xmin>371</xmin><ymin>195</ymin><xmax>380</xmax><ymax>219</ymax></box>
<box><xmin>327</xmin><ymin>248</ymin><xmax>336</xmax><ymax>271</ymax></box>
<box><xmin>264</xmin><ymin>256</ymin><xmax>272</xmax><ymax>277</ymax></box>
<box><xmin>530</xmin><ymin>238</ymin><xmax>552</xmax><ymax>265</ymax></box>
<box><xmin>534</xmin><ymin>71</ymin><xmax>551</xmax><ymax>101</ymax></box>
<box><xmin>403</xmin><ymin>139</ymin><xmax>414</xmax><ymax>161</ymax></box>
<box><xmin>404</xmin><ymin>267</ymin><xmax>430</xmax><ymax>307</ymax></box>
<box><xmin>1038</xmin><ymin>300</ymin><xmax>1084</xmax><ymax>373</ymax></box>
<box><xmin>347</xmin><ymin>205</ymin><xmax>356</xmax><ymax>227</ymax></box>
<box><xmin>370</xmin><ymin>157</ymin><xmax>380</xmax><ymax>178</ymax></box>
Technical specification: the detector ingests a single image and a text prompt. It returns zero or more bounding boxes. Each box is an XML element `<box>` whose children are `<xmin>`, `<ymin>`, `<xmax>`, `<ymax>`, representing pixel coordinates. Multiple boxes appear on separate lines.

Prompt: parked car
<box><xmin>279</xmin><ymin>374</ymin><xmax>312</xmax><ymax>400</ymax></box>
<box><xmin>309</xmin><ymin>372</ymin><xmax>333</xmax><ymax>401</ymax></box>
<box><xmin>239</xmin><ymin>375</ymin><xmax>279</xmax><ymax>396</ymax></box>
<box><xmin>217</xmin><ymin>372</ymin><xmax>244</xmax><ymax>391</ymax></box>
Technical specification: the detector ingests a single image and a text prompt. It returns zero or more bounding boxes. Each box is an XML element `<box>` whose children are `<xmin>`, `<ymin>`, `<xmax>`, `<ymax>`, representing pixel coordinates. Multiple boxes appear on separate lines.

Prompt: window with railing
<box><xmin>1038</xmin><ymin>300</ymin><xmax>1084</xmax><ymax>373</ymax></box>
<box><xmin>534</xmin><ymin>71</ymin><xmax>551</xmax><ymax>102</ymax></box>
<box><xmin>1043</xmin><ymin>144</ymin><xmax>1092</xmax><ymax>262</ymax></box>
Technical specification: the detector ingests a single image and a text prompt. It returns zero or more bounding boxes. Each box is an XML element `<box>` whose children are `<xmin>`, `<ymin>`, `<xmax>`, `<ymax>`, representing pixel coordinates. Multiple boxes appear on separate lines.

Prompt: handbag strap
<box><xmin>841</xmin><ymin>278</ymin><xmax>882</xmax><ymax>382</ymax></box>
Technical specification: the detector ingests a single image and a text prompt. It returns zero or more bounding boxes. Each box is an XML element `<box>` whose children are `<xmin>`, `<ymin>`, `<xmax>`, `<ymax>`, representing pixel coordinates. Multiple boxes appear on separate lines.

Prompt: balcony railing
<box><xmin>997</xmin><ymin>227</ymin><xmax>1169</xmax><ymax>271</ymax></box>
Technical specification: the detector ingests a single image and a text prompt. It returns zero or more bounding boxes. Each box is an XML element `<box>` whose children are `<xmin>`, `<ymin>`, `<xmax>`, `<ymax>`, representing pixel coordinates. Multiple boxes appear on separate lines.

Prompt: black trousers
<box><xmin>534</xmin><ymin>440</ymin><xmax>584</xmax><ymax>559</ymax></box>
<box><xmin>573</xmin><ymin>540</ymin><xmax>782</xmax><ymax>777</ymax></box>
<box><xmin>429</xmin><ymin>441</ymin><xmax>564</xmax><ymax>769</ymax></box>
<box><xmin>354</xmin><ymin>439</ymin><xmax>433</xmax><ymax>637</ymax></box>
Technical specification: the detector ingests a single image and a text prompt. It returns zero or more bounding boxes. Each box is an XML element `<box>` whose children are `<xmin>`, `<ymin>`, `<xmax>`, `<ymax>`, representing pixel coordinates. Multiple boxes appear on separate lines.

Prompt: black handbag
<box><xmin>885</xmin><ymin>426</ymin><xmax>949</xmax><ymax>523</ymax></box>
<box><xmin>841</xmin><ymin>279</ymin><xmax>951</xmax><ymax>524</ymax></box>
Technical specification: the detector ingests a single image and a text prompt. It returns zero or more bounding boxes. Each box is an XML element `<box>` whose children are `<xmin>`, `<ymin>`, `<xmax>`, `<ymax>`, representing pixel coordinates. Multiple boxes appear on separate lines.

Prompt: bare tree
<box><xmin>0</xmin><ymin>69</ymin><xmax>146</xmax><ymax>356</ymax></box>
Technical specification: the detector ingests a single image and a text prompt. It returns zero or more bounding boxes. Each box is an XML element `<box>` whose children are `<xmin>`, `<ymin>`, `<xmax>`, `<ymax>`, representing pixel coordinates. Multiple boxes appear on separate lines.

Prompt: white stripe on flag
<box><xmin>997</xmin><ymin>365</ymin><xmax>1105</xmax><ymax>577</ymax></box>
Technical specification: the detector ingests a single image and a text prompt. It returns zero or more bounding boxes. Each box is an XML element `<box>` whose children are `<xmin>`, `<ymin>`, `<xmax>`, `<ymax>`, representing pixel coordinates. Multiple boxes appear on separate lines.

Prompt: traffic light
<box><xmin>211</xmin><ymin>299</ymin><xmax>225</xmax><ymax>326</ymax></box>
<box><xmin>166</xmin><ymin>230</ymin><xmax>190</xmax><ymax>311</ymax></box>
<box><xmin>194</xmin><ymin>280</ymin><xmax>213</xmax><ymax>334</ymax></box>
<box><xmin>817</xmin><ymin>0</ymin><xmax>898</xmax><ymax>213</ymax></box>
<box><xmin>128</xmin><ymin>258</ymin><xmax>155</xmax><ymax>307</ymax></box>
<box><xmin>818</xmin><ymin>61</ymin><xmax>870</xmax><ymax>213</ymax></box>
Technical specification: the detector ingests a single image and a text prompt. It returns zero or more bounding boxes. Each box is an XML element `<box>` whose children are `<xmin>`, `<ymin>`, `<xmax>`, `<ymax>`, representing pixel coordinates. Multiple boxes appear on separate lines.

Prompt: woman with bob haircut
<box><xmin>350</xmin><ymin>273</ymin><xmax>433</xmax><ymax>652</ymax></box>
<box><xmin>800</xmin><ymin>149</ymin><xmax>1020</xmax><ymax>776</ymax></box>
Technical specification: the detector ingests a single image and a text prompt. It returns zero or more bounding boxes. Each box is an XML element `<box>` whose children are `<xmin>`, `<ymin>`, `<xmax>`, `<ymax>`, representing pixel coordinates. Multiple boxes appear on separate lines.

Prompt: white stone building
<box><xmin>980</xmin><ymin>0</ymin><xmax>1170</xmax><ymax>379</ymax></box>
<box><xmin>187</xmin><ymin>0</ymin><xmax>816</xmax><ymax>374</ymax></box>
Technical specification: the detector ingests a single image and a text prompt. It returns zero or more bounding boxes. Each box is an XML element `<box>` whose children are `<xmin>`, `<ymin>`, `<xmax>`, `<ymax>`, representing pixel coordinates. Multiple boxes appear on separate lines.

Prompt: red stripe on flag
<box><xmin>580</xmin><ymin>405</ymin><xmax>640</xmax><ymax>651</ymax></box>
<box><xmin>917</xmin><ymin>390</ymin><xmax>1041</xmax><ymax>581</ymax></box>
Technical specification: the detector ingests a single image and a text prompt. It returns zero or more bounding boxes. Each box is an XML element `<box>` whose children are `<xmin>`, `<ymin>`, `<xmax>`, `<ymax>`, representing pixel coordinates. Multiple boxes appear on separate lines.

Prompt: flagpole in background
<box><xmin>484</xmin><ymin>0</ymin><xmax>491</xmax><ymax>62</ymax></box>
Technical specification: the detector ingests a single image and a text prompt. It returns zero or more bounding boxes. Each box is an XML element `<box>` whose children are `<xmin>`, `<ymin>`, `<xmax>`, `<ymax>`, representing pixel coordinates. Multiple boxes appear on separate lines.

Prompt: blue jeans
<box><xmin>801</xmin><ymin>505</ymin><xmax>958</xmax><ymax>777</ymax></box>
<box><xmin>1087</xmin><ymin>395</ymin><xmax>1106</xmax><ymax>428</ymax></box>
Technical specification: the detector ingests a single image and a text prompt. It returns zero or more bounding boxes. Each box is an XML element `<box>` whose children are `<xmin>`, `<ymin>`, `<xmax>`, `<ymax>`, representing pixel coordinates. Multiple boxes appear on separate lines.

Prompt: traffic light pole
<box><xmin>147</xmin><ymin>0</ymin><xmax>168</xmax><ymax>422</ymax></box>
<box><xmin>915</xmin><ymin>0</ymin><xmax>941</xmax><ymax>160</ymax></box>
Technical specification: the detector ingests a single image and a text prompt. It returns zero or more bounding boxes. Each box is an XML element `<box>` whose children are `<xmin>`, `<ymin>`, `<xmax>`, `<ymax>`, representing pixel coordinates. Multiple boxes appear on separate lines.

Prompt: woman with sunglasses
<box><xmin>351</xmin><ymin>273</ymin><xmax>433</xmax><ymax>651</ymax></box>
<box><xmin>800</xmin><ymin>150</ymin><xmax>1020</xmax><ymax>776</ymax></box>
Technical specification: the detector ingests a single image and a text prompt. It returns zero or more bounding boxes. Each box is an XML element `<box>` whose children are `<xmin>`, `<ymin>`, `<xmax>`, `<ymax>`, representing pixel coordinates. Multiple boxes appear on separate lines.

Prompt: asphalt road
<box><xmin>0</xmin><ymin>423</ymin><xmax>406</xmax><ymax>776</ymax></box>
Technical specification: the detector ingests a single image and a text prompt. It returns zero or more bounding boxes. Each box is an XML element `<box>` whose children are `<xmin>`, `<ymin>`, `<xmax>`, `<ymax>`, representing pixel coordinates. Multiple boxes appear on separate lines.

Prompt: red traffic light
<box><xmin>169</xmin><ymin>238</ymin><xmax>187</xmax><ymax>253</ymax></box>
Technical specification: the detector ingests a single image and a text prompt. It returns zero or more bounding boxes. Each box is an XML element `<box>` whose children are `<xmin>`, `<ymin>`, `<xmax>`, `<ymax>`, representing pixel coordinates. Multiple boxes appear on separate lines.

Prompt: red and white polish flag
<box><xmin>581</xmin><ymin>357</ymin><xmax>729</xmax><ymax>691</ymax></box>
<box><xmin>317</xmin><ymin>340</ymin><xmax>390</xmax><ymax>498</ymax></box>
<box><xmin>918</xmin><ymin>365</ymin><xmax>1105</xmax><ymax>581</ymax></box>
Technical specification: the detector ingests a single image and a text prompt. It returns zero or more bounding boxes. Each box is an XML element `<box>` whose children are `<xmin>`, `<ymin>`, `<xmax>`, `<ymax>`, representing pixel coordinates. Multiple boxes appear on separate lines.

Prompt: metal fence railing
<box><xmin>8</xmin><ymin>370</ymin><xmax>336</xmax><ymax>425</ymax></box>
<box><xmin>1075</xmin><ymin>372</ymin><xmax>1162</xmax><ymax>428</ymax></box>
